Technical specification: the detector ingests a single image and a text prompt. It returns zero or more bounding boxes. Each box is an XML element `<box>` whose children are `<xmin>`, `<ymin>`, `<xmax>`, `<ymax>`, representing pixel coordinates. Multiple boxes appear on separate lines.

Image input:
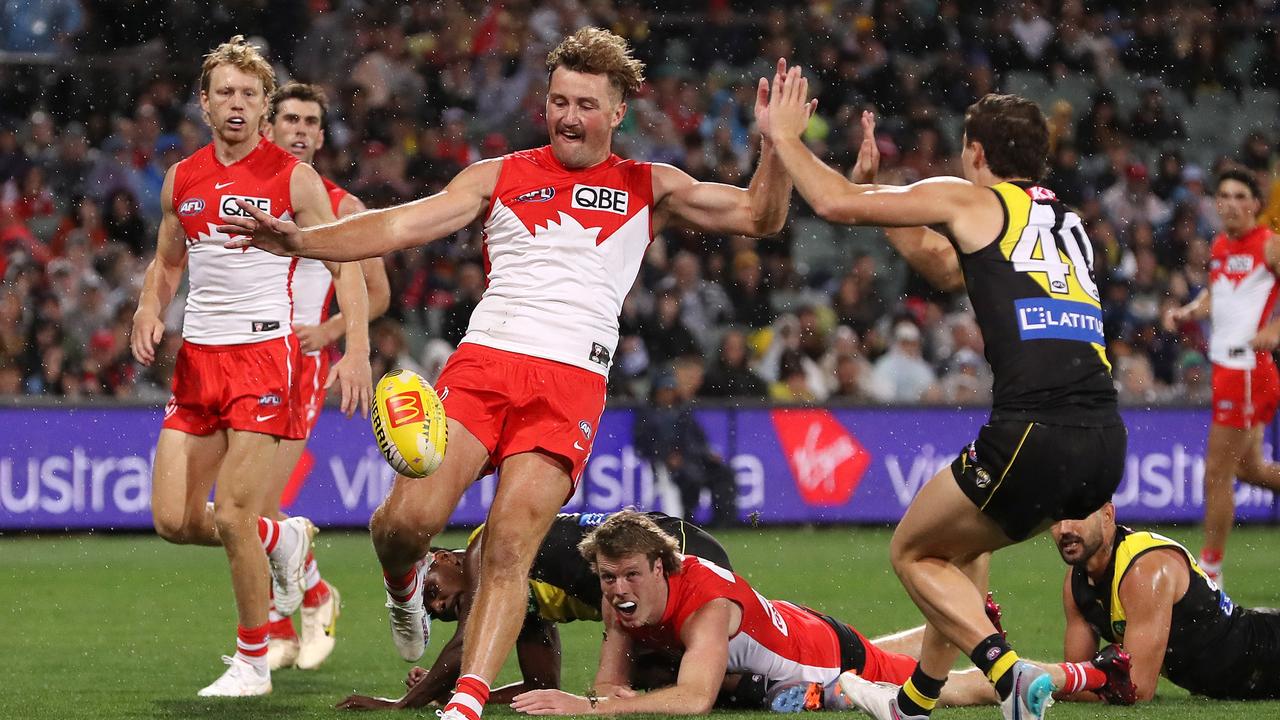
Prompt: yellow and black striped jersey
<box><xmin>960</xmin><ymin>181</ymin><xmax>1118</xmax><ymax>425</ymax></box>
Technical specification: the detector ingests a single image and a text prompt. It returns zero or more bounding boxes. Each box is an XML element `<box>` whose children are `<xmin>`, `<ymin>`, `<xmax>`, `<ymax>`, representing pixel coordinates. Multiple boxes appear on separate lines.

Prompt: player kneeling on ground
<box><xmin>337</xmin><ymin>511</ymin><xmax>732</xmax><ymax>710</ymax></box>
<box><xmin>510</xmin><ymin>511</ymin><xmax>1003</xmax><ymax>715</ymax></box>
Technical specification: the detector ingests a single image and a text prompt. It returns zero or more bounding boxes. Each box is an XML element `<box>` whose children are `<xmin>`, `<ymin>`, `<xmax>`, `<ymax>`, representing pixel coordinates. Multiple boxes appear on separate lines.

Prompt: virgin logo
<box><xmin>770</xmin><ymin>409</ymin><xmax>871</xmax><ymax>505</ymax></box>
<box><xmin>385</xmin><ymin>392</ymin><xmax>426</xmax><ymax>428</ymax></box>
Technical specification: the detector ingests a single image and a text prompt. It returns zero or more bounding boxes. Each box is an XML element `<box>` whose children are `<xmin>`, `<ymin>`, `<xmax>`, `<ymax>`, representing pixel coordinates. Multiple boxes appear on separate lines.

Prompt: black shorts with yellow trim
<box><xmin>951</xmin><ymin>419</ymin><xmax>1127</xmax><ymax>541</ymax></box>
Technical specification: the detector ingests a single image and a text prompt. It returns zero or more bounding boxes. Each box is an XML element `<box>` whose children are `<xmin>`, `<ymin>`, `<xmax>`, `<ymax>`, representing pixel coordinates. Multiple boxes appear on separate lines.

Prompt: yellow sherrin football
<box><xmin>370</xmin><ymin>369</ymin><xmax>448</xmax><ymax>478</ymax></box>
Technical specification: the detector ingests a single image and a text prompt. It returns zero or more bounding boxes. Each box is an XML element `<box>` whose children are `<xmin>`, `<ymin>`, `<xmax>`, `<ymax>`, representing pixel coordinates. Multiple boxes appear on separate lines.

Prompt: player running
<box><xmin>336</xmin><ymin>511</ymin><xmax>732</xmax><ymax>710</ymax></box>
<box><xmin>260</xmin><ymin>81</ymin><xmax>390</xmax><ymax>671</ymax></box>
<box><xmin>509</xmin><ymin>511</ymin><xmax>1000</xmax><ymax>715</ymax></box>
<box><xmin>129</xmin><ymin>36</ymin><xmax>371</xmax><ymax>697</ymax></box>
<box><xmin>767</xmin><ymin>88</ymin><xmax>1126</xmax><ymax>720</ymax></box>
<box><xmin>220</xmin><ymin>27</ymin><xmax>806</xmax><ymax>720</ymax></box>
<box><xmin>1164</xmin><ymin>169</ymin><xmax>1280</xmax><ymax>588</ymax></box>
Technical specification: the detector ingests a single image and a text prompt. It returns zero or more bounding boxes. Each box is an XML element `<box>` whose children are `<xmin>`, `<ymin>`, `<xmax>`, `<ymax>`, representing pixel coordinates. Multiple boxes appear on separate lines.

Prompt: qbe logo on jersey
<box><xmin>219</xmin><ymin>195</ymin><xmax>271</xmax><ymax>218</ymax></box>
<box><xmin>571</xmin><ymin>184</ymin><xmax>628</xmax><ymax>215</ymax></box>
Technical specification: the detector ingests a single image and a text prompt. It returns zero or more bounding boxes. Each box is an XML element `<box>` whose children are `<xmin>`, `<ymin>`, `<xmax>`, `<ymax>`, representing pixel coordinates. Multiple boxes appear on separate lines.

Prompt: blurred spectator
<box><xmin>1101</xmin><ymin>163</ymin><xmax>1172</xmax><ymax>232</ymax></box>
<box><xmin>768</xmin><ymin>349</ymin><xmax>818</xmax><ymax>403</ymax></box>
<box><xmin>442</xmin><ymin>262</ymin><xmax>485</xmax><ymax>347</ymax></box>
<box><xmin>369</xmin><ymin>317</ymin><xmax>427</xmax><ymax>383</ymax></box>
<box><xmin>869</xmin><ymin>321</ymin><xmax>936</xmax><ymax>403</ymax></box>
<box><xmin>724</xmin><ymin>250</ymin><xmax>774</xmax><ymax>329</ymax></box>
<box><xmin>633</xmin><ymin>363</ymin><xmax>737</xmax><ymax>528</ymax></box>
<box><xmin>639</xmin><ymin>290</ymin><xmax>700</xmax><ymax>368</ymax></box>
<box><xmin>700</xmin><ymin>328</ymin><xmax>766</xmax><ymax>399</ymax></box>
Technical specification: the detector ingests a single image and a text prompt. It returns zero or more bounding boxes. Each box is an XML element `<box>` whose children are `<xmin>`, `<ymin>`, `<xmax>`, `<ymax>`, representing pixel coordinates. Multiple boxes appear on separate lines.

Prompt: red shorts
<box><xmin>163</xmin><ymin>337</ymin><xmax>304</xmax><ymax>440</ymax></box>
<box><xmin>1212</xmin><ymin>356</ymin><xmax>1280</xmax><ymax>428</ymax></box>
<box><xmin>296</xmin><ymin>352</ymin><xmax>331</xmax><ymax>439</ymax></box>
<box><xmin>852</xmin><ymin>627</ymin><xmax>918</xmax><ymax>685</ymax></box>
<box><xmin>435</xmin><ymin>343</ymin><xmax>607</xmax><ymax>488</ymax></box>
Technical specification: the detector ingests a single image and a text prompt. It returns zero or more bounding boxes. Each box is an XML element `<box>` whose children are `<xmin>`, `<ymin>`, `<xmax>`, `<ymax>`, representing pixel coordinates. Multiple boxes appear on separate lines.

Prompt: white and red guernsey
<box><xmin>172</xmin><ymin>137</ymin><xmax>301</xmax><ymax>345</ymax></box>
<box><xmin>463</xmin><ymin>146</ymin><xmax>654</xmax><ymax>377</ymax></box>
<box><xmin>625</xmin><ymin>555</ymin><xmax>848</xmax><ymax>687</ymax></box>
<box><xmin>1209</xmin><ymin>225</ymin><xmax>1280</xmax><ymax>370</ymax></box>
<box><xmin>290</xmin><ymin>176</ymin><xmax>351</xmax><ymax>347</ymax></box>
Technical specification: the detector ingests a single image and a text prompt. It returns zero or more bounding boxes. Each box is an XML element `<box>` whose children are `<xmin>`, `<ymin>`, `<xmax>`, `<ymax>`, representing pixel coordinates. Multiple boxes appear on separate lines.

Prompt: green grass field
<box><xmin>4</xmin><ymin>525</ymin><xmax>1279</xmax><ymax>719</ymax></box>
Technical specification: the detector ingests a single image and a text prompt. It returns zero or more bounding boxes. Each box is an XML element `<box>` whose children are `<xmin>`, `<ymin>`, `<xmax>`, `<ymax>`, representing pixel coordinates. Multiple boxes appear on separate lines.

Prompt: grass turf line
<box><xmin>2</xmin><ymin>525</ymin><xmax>1277</xmax><ymax>718</ymax></box>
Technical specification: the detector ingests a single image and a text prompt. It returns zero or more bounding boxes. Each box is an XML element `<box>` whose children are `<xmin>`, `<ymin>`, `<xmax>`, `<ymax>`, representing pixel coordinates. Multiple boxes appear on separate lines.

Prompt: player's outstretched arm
<box><xmin>766</xmin><ymin>71</ymin><xmax>998</xmax><ymax>249</ymax></box>
<box><xmin>1056</xmin><ymin>572</ymin><xmax>1105</xmax><ymax>702</ymax></box>
<box><xmin>847</xmin><ymin>111</ymin><xmax>965</xmax><ymax>292</ymax></box>
<box><xmin>221</xmin><ymin>160</ymin><xmax>501</xmax><ymax>260</ymax></box>
<box><xmin>300</xmin><ymin>196</ymin><xmax>392</xmax><ymax>353</ymax></box>
<box><xmin>512</xmin><ymin>599</ymin><xmax>731</xmax><ymax>716</ymax></box>
<box><xmin>131</xmin><ymin>165</ymin><xmax>186</xmax><ymax>366</ymax></box>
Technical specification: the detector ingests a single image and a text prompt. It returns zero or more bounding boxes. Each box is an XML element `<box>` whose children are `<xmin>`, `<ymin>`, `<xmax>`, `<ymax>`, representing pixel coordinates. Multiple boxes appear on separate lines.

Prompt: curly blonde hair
<box><xmin>578</xmin><ymin>510</ymin><xmax>681</xmax><ymax>575</ymax></box>
<box><xmin>546</xmin><ymin>27</ymin><xmax>645</xmax><ymax>101</ymax></box>
<box><xmin>200</xmin><ymin>35</ymin><xmax>276</xmax><ymax>96</ymax></box>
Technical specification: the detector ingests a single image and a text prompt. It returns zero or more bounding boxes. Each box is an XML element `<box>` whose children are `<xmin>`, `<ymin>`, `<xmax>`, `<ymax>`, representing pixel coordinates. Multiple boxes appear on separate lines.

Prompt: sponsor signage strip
<box><xmin>1</xmin><ymin>406</ymin><xmax>1275</xmax><ymax>529</ymax></box>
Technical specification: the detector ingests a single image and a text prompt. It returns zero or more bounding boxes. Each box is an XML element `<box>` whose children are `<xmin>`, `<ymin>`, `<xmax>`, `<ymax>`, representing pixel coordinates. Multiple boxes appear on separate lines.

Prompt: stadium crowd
<box><xmin>2</xmin><ymin>0</ymin><xmax>1279</xmax><ymax>406</ymax></box>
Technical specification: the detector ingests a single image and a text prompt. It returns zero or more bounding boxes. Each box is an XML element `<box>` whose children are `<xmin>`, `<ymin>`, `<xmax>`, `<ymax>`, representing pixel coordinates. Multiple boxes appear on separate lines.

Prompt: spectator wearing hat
<box><xmin>634</xmin><ymin>361</ymin><xmax>738</xmax><ymax>528</ymax></box>
<box><xmin>1101</xmin><ymin>161</ymin><xmax>1172</xmax><ymax>232</ymax></box>
<box><xmin>869</xmin><ymin>321</ymin><xmax>937</xmax><ymax>403</ymax></box>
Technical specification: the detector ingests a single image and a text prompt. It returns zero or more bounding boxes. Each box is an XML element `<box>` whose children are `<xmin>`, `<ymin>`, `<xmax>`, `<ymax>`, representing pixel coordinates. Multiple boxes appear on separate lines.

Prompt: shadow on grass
<box><xmin>147</xmin><ymin>698</ymin><xmax>309</xmax><ymax>719</ymax></box>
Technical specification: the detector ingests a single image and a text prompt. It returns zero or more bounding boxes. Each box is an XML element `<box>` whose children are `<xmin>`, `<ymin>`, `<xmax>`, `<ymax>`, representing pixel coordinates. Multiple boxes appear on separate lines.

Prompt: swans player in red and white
<box><xmin>1166</xmin><ymin>169</ymin><xmax>1280</xmax><ymax>587</ymax></box>
<box><xmin>259</xmin><ymin>81</ymin><xmax>391</xmax><ymax>672</ymax></box>
<box><xmin>510</xmin><ymin>510</ymin><xmax>1001</xmax><ymax>715</ymax></box>
<box><xmin>129</xmin><ymin>36</ymin><xmax>371</xmax><ymax>697</ymax></box>
<box><xmin>223</xmin><ymin>27</ymin><xmax>805</xmax><ymax>720</ymax></box>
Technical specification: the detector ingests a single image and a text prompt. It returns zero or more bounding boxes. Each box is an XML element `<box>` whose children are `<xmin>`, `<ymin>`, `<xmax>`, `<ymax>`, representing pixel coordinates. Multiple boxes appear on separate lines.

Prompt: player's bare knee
<box><xmin>153</xmin><ymin>512</ymin><xmax>190</xmax><ymax>544</ymax></box>
<box><xmin>370</xmin><ymin>506</ymin><xmax>435</xmax><ymax>559</ymax></box>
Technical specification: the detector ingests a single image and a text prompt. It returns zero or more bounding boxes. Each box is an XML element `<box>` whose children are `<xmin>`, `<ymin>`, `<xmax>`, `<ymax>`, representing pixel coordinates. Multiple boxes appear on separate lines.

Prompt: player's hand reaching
<box><xmin>294</xmin><ymin>322</ymin><xmax>335</xmax><ymax>354</ymax></box>
<box><xmin>130</xmin><ymin>310</ymin><xmax>165</xmax><ymax>366</ymax></box>
<box><xmin>848</xmin><ymin>110</ymin><xmax>880</xmax><ymax>184</ymax></box>
<box><xmin>511</xmin><ymin>689</ymin><xmax>593</xmax><ymax>715</ymax></box>
<box><xmin>1162</xmin><ymin>305</ymin><xmax>1190</xmax><ymax>333</ymax></box>
<box><xmin>405</xmin><ymin>666</ymin><xmax>428</xmax><ymax>688</ymax></box>
<box><xmin>335</xmin><ymin>693</ymin><xmax>402</xmax><ymax>711</ymax></box>
<box><xmin>218</xmin><ymin>199</ymin><xmax>302</xmax><ymax>256</ymax></box>
<box><xmin>1252</xmin><ymin>323</ymin><xmax>1280</xmax><ymax>351</ymax></box>
<box><xmin>327</xmin><ymin>351</ymin><xmax>372</xmax><ymax>419</ymax></box>
<box><xmin>766</xmin><ymin>65</ymin><xmax>818</xmax><ymax>145</ymax></box>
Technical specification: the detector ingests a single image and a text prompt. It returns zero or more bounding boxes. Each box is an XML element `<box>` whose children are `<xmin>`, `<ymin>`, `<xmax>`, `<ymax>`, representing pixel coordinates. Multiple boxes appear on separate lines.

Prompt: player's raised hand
<box><xmin>766</xmin><ymin>65</ymin><xmax>817</xmax><ymax>144</ymax></box>
<box><xmin>848</xmin><ymin>111</ymin><xmax>880</xmax><ymax>184</ymax></box>
<box><xmin>756</xmin><ymin>59</ymin><xmax>817</xmax><ymax>141</ymax></box>
<box><xmin>130</xmin><ymin>309</ymin><xmax>165</xmax><ymax>366</ymax></box>
<box><xmin>218</xmin><ymin>199</ymin><xmax>301</xmax><ymax>255</ymax></box>
<box><xmin>326</xmin><ymin>351</ymin><xmax>372</xmax><ymax>419</ymax></box>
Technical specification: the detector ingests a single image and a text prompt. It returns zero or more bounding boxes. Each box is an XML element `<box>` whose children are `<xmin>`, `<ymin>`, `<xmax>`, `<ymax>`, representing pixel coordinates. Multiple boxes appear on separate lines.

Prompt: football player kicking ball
<box><xmin>221</xmin><ymin>27</ymin><xmax>807</xmax><ymax>720</ymax></box>
<box><xmin>260</xmin><ymin>81</ymin><xmax>391</xmax><ymax>671</ymax></box>
<box><xmin>768</xmin><ymin>81</ymin><xmax>1127</xmax><ymax>720</ymax></box>
<box><xmin>130</xmin><ymin>36</ymin><xmax>370</xmax><ymax>697</ymax></box>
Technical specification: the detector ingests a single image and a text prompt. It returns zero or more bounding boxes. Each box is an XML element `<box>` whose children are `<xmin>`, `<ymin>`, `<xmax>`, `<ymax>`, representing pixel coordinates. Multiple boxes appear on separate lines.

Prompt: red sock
<box><xmin>1058</xmin><ymin>662</ymin><xmax>1107</xmax><ymax>694</ymax></box>
<box><xmin>1201</xmin><ymin>548</ymin><xmax>1224</xmax><ymax>565</ymax></box>
<box><xmin>237</xmin><ymin>623</ymin><xmax>270</xmax><ymax>670</ymax></box>
<box><xmin>383</xmin><ymin>565</ymin><xmax>419</xmax><ymax>604</ymax></box>
<box><xmin>258</xmin><ymin>517</ymin><xmax>281</xmax><ymax>554</ymax></box>
<box><xmin>268</xmin><ymin>617</ymin><xmax>297</xmax><ymax>640</ymax></box>
<box><xmin>303</xmin><ymin>579</ymin><xmax>331</xmax><ymax>608</ymax></box>
<box><xmin>444</xmin><ymin>674</ymin><xmax>490</xmax><ymax>720</ymax></box>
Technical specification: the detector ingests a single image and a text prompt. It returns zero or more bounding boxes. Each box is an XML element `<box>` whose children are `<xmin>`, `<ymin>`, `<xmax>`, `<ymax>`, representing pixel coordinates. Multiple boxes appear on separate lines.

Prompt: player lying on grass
<box><xmin>1056</xmin><ymin>502</ymin><xmax>1280</xmax><ymax>701</ymax></box>
<box><xmin>337</xmin><ymin>511</ymin><xmax>732</xmax><ymax>711</ymax></box>
<box><xmin>507</xmin><ymin>511</ymin><xmax>1013</xmax><ymax>715</ymax></box>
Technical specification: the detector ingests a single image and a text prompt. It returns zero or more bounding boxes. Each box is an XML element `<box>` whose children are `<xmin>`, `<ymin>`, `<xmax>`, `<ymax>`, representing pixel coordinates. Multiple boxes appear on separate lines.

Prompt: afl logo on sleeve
<box><xmin>178</xmin><ymin>198</ymin><xmax>205</xmax><ymax>216</ymax></box>
<box><xmin>571</xmin><ymin>184</ymin><xmax>629</xmax><ymax>215</ymax></box>
<box><xmin>220</xmin><ymin>195</ymin><xmax>272</xmax><ymax>218</ymax></box>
